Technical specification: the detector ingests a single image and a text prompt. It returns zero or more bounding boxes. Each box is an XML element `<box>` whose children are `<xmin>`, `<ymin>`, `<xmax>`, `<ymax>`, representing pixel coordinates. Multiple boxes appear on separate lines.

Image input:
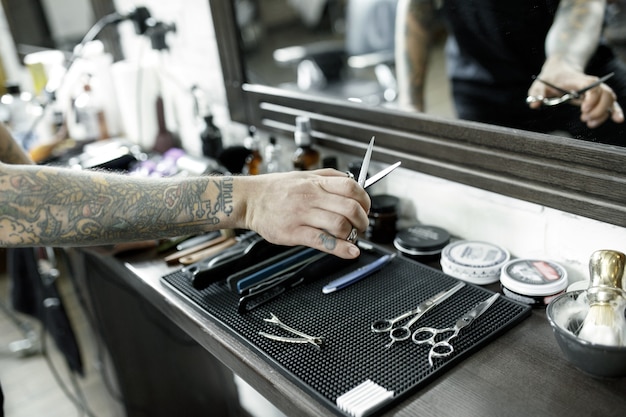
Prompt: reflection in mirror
<box><xmin>212</xmin><ymin>0</ymin><xmax>626</xmax><ymax>230</ymax></box>
<box><xmin>1</xmin><ymin>0</ymin><xmax>99</xmax><ymax>56</ymax></box>
<box><xmin>236</xmin><ymin>0</ymin><xmax>418</xmax><ymax>109</ymax></box>
<box><xmin>394</xmin><ymin>0</ymin><xmax>626</xmax><ymax>147</ymax></box>
<box><xmin>1</xmin><ymin>0</ymin><xmax>121</xmax><ymax>65</ymax></box>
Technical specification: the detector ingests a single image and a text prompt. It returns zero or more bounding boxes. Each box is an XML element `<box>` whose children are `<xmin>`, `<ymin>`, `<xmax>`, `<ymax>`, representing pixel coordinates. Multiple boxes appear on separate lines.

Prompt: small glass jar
<box><xmin>366</xmin><ymin>194</ymin><xmax>399</xmax><ymax>244</ymax></box>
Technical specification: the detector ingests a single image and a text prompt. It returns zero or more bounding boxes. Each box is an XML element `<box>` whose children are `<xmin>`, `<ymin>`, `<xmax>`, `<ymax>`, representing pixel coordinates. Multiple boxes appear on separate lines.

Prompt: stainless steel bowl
<box><xmin>546</xmin><ymin>290</ymin><xmax>626</xmax><ymax>378</ymax></box>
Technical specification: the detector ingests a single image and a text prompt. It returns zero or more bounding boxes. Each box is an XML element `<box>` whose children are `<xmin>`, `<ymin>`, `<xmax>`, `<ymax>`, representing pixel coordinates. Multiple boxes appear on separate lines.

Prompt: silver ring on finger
<box><xmin>347</xmin><ymin>227</ymin><xmax>358</xmax><ymax>243</ymax></box>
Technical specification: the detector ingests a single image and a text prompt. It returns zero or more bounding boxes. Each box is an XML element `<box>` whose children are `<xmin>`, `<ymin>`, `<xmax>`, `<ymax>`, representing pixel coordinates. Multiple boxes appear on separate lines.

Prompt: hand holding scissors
<box><xmin>346</xmin><ymin>137</ymin><xmax>401</xmax><ymax>243</ymax></box>
<box><xmin>371</xmin><ymin>282</ymin><xmax>465</xmax><ymax>349</ymax></box>
<box><xmin>412</xmin><ymin>293</ymin><xmax>499</xmax><ymax>366</ymax></box>
<box><xmin>526</xmin><ymin>72</ymin><xmax>615</xmax><ymax>106</ymax></box>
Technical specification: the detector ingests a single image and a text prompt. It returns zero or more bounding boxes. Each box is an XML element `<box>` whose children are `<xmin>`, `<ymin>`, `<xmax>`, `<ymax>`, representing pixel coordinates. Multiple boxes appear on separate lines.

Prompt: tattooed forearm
<box><xmin>546</xmin><ymin>0</ymin><xmax>605</xmax><ymax>68</ymax></box>
<box><xmin>0</xmin><ymin>124</ymin><xmax>33</xmax><ymax>165</ymax></box>
<box><xmin>0</xmin><ymin>164</ymin><xmax>234</xmax><ymax>247</ymax></box>
<box><xmin>396</xmin><ymin>0</ymin><xmax>438</xmax><ymax>110</ymax></box>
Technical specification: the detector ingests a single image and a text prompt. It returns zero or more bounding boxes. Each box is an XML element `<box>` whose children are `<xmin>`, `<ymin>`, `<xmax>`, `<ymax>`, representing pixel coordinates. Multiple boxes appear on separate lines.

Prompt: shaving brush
<box><xmin>577</xmin><ymin>250</ymin><xmax>626</xmax><ymax>346</ymax></box>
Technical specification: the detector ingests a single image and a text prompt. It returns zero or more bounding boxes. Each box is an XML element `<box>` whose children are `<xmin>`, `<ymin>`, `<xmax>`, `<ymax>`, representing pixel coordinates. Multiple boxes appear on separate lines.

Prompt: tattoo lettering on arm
<box><xmin>212</xmin><ymin>175</ymin><xmax>234</xmax><ymax>217</ymax></box>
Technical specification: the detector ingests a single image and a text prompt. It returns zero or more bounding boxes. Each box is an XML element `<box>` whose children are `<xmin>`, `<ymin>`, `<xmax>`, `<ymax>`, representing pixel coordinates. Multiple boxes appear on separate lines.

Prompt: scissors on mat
<box><xmin>526</xmin><ymin>72</ymin><xmax>614</xmax><ymax>106</ymax></box>
<box><xmin>346</xmin><ymin>137</ymin><xmax>401</xmax><ymax>243</ymax></box>
<box><xmin>258</xmin><ymin>312</ymin><xmax>324</xmax><ymax>349</ymax></box>
<box><xmin>370</xmin><ymin>281</ymin><xmax>465</xmax><ymax>349</ymax></box>
<box><xmin>412</xmin><ymin>293</ymin><xmax>500</xmax><ymax>366</ymax></box>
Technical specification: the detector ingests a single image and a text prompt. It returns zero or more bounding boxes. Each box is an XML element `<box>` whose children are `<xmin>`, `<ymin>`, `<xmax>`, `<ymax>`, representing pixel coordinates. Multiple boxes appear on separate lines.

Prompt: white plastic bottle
<box><xmin>71</xmin><ymin>76</ymin><xmax>108</xmax><ymax>142</ymax></box>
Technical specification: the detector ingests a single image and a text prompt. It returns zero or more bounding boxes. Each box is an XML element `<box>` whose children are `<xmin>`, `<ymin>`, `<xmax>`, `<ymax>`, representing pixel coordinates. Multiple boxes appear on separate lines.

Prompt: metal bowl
<box><xmin>546</xmin><ymin>290</ymin><xmax>626</xmax><ymax>378</ymax></box>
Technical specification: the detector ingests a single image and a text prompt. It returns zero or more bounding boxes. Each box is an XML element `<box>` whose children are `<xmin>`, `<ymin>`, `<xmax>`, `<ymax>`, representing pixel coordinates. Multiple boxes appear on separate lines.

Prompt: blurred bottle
<box><xmin>322</xmin><ymin>156</ymin><xmax>338</xmax><ymax>169</ymax></box>
<box><xmin>192</xmin><ymin>85</ymin><xmax>223</xmax><ymax>160</ymax></box>
<box><xmin>292</xmin><ymin>116</ymin><xmax>320</xmax><ymax>170</ymax></box>
<box><xmin>264</xmin><ymin>136</ymin><xmax>283</xmax><ymax>173</ymax></box>
<box><xmin>71</xmin><ymin>75</ymin><xmax>108</xmax><ymax>142</ymax></box>
<box><xmin>152</xmin><ymin>95</ymin><xmax>180</xmax><ymax>154</ymax></box>
<box><xmin>200</xmin><ymin>112</ymin><xmax>223</xmax><ymax>160</ymax></box>
<box><xmin>243</xmin><ymin>126</ymin><xmax>263</xmax><ymax>175</ymax></box>
<box><xmin>0</xmin><ymin>82</ymin><xmax>41</xmax><ymax>150</ymax></box>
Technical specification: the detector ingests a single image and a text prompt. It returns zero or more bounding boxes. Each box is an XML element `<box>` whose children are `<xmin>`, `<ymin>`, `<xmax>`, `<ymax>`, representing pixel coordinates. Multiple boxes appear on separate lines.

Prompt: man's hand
<box><xmin>528</xmin><ymin>62</ymin><xmax>624</xmax><ymax>128</ymax></box>
<box><xmin>241</xmin><ymin>169</ymin><xmax>371</xmax><ymax>259</ymax></box>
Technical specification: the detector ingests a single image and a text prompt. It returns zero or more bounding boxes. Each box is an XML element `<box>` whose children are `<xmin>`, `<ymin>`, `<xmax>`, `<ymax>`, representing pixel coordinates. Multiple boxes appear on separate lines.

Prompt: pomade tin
<box><xmin>393</xmin><ymin>225</ymin><xmax>450</xmax><ymax>261</ymax></box>
<box><xmin>500</xmin><ymin>258</ymin><xmax>568</xmax><ymax>307</ymax></box>
<box><xmin>440</xmin><ymin>240</ymin><xmax>510</xmax><ymax>285</ymax></box>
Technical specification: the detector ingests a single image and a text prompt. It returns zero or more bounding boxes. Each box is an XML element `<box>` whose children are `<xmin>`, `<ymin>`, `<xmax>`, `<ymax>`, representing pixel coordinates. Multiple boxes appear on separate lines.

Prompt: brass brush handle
<box><xmin>587</xmin><ymin>249</ymin><xmax>626</xmax><ymax>303</ymax></box>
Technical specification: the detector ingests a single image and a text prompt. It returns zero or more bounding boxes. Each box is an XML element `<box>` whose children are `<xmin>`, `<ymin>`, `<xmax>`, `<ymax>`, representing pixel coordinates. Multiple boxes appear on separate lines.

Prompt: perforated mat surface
<box><xmin>161</xmin><ymin>247</ymin><xmax>531</xmax><ymax>416</ymax></box>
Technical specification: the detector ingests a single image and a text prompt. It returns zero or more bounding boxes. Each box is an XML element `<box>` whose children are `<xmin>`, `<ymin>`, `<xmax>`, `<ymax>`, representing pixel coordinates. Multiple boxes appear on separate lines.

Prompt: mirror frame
<box><xmin>210</xmin><ymin>1</ymin><xmax>626</xmax><ymax>229</ymax></box>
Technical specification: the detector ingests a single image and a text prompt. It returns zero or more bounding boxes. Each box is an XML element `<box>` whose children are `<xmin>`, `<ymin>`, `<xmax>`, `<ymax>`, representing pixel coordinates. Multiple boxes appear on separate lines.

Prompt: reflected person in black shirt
<box><xmin>396</xmin><ymin>0</ymin><xmax>626</xmax><ymax>145</ymax></box>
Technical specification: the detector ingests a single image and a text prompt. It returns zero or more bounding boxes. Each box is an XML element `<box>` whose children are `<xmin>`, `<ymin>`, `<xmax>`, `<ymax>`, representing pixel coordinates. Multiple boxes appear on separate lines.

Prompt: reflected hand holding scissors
<box><xmin>526</xmin><ymin>72</ymin><xmax>624</xmax><ymax>128</ymax></box>
<box><xmin>412</xmin><ymin>293</ymin><xmax>499</xmax><ymax>366</ymax></box>
<box><xmin>526</xmin><ymin>72</ymin><xmax>615</xmax><ymax>106</ymax></box>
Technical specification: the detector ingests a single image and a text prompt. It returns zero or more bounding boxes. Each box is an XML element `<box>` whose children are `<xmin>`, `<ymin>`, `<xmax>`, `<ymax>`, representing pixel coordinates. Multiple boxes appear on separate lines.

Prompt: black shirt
<box><xmin>438</xmin><ymin>0</ymin><xmax>626</xmax><ymax>144</ymax></box>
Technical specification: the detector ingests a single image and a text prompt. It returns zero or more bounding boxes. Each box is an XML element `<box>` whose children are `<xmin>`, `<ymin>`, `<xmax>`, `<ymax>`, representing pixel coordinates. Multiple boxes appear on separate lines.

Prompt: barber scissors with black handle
<box><xmin>526</xmin><ymin>72</ymin><xmax>614</xmax><ymax>106</ymax></box>
<box><xmin>412</xmin><ymin>293</ymin><xmax>500</xmax><ymax>366</ymax></box>
<box><xmin>346</xmin><ymin>136</ymin><xmax>401</xmax><ymax>243</ymax></box>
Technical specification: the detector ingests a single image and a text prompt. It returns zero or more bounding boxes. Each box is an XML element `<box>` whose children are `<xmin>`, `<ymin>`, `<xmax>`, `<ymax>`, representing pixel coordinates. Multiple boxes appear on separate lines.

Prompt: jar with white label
<box><xmin>499</xmin><ymin>258</ymin><xmax>568</xmax><ymax>307</ymax></box>
<box><xmin>440</xmin><ymin>240</ymin><xmax>510</xmax><ymax>285</ymax></box>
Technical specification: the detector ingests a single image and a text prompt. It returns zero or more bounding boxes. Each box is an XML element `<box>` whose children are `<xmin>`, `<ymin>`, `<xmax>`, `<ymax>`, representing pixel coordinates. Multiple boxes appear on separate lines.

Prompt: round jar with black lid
<box><xmin>440</xmin><ymin>240</ymin><xmax>510</xmax><ymax>285</ymax></box>
<box><xmin>366</xmin><ymin>194</ymin><xmax>399</xmax><ymax>244</ymax></box>
<box><xmin>500</xmin><ymin>258</ymin><xmax>568</xmax><ymax>307</ymax></box>
<box><xmin>393</xmin><ymin>225</ymin><xmax>451</xmax><ymax>262</ymax></box>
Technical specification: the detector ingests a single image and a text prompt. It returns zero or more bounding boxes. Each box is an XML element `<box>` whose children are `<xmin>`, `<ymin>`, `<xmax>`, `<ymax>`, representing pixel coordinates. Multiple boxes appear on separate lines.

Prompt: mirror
<box><xmin>1</xmin><ymin>0</ymin><xmax>121</xmax><ymax>64</ymax></box>
<box><xmin>234</xmin><ymin>0</ymin><xmax>626</xmax><ymax>142</ymax></box>
<box><xmin>210</xmin><ymin>0</ymin><xmax>626</xmax><ymax>229</ymax></box>
<box><xmin>237</xmin><ymin>0</ymin><xmax>452</xmax><ymax>116</ymax></box>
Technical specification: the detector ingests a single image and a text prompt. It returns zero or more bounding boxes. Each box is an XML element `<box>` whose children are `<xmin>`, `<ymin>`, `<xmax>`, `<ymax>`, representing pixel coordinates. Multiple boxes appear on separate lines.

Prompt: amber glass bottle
<box><xmin>292</xmin><ymin>116</ymin><xmax>320</xmax><ymax>170</ymax></box>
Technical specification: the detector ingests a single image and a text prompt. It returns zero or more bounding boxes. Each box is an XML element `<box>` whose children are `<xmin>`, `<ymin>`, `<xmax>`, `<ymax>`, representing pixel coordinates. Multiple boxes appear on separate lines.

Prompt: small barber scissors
<box><xmin>412</xmin><ymin>293</ymin><xmax>499</xmax><ymax>366</ymax></box>
<box><xmin>526</xmin><ymin>72</ymin><xmax>614</xmax><ymax>106</ymax></box>
<box><xmin>346</xmin><ymin>137</ymin><xmax>401</xmax><ymax>242</ymax></box>
<box><xmin>371</xmin><ymin>281</ymin><xmax>465</xmax><ymax>349</ymax></box>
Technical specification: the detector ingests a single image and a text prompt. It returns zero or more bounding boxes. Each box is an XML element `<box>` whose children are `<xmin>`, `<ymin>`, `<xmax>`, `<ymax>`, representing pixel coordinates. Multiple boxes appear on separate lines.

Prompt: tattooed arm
<box><xmin>0</xmin><ymin>162</ymin><xmax>370</xmax><ymax>259</ymax></box>
<box><xmin>395</xmin><ymin>0</ymin><xmax>439</xmax><ymax>111</ymax></box>
<box><xmin>0</xmin><ymin>123</ymin><xmax>33</xmax><ymax>165</ymax></box>
<box><xmin>528</xmin><ymin>0</ymin><xmax>624</xmax><ymax>127</ymax></box>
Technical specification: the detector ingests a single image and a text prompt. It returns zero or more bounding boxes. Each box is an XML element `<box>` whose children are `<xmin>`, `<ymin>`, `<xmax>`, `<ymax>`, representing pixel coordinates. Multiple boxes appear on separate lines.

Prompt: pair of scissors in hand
<box><xmin>346</xmin><ymin>136</ymin><xmax>401</xmax><ymax>243</ymax></box>
<box><xmin>412</xmin><ymin>293</ymin><xmax>499</xmax><ymax>366</ymax></box>
<box><xmin>371</xmin><ymin>281</ymin><xmax>465</xmax><ymax>349</ymax></box>
<box><xmin>526</xmin><ymin>72</ymin><xmax>614</xmax><ymax>106</ymax></box>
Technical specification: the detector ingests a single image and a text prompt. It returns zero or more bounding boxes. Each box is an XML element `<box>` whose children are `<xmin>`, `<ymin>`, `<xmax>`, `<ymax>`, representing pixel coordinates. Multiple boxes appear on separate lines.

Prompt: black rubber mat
<box><xmin>161</xmin><ymin>246</ymin><xmax>531</xmax><ymax>416</ymax></box>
